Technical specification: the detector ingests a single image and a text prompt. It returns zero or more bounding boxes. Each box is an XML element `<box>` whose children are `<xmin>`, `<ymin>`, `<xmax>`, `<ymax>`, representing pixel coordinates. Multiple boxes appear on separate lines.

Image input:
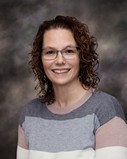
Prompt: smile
<box><xmin>52</xmin><ymin>69</ymin><xmax>70</xmax><ymax>74</ymax></box>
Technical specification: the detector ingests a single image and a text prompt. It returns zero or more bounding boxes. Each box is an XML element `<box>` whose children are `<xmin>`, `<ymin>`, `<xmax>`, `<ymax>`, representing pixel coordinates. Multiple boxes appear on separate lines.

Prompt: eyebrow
<box><xmin>42</xmin><ymin>45</ymin><xmax>76</xmax><ymax>50</ymax></box>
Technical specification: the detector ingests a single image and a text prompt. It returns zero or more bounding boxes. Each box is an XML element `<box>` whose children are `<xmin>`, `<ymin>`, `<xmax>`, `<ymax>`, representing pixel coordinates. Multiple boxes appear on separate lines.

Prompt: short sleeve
<box><xmin>19</xmin><ymin>106</ymin><xmax>27</xmax><ymax>128</ymax></box>
<box><xmin>94</xmin><ymin>92</ymin><xmax>127</xmax><ymax>156</ymax></box>
<box><xmin>95</xmin><ymin>94</ymin><xmax>126</xmax><ymax>127</ymax></box>
<box><xmin>18</xmin><ymin>98</ymin><xmax>40</xmax><ymax>128</ymax></box>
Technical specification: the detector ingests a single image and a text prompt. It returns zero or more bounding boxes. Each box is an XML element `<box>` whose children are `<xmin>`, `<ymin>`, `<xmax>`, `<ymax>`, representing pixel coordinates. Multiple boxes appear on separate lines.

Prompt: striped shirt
<box><xmin>17</xmin><ymin>91</ymin><xmax>127</xmax><ymax>159</ymax></box>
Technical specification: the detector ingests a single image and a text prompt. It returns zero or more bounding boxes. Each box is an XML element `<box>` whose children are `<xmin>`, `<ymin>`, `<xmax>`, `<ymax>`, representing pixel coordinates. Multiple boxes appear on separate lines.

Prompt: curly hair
<box><xmin>29</xmin><ymin>15</ymin><xmax>100</xmax><ymax>104</ymax></box>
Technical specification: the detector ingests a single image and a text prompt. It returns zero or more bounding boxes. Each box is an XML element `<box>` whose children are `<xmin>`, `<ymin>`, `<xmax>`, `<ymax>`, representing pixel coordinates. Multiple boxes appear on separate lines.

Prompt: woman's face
<box><xmin>41</xmin><ymin>28</ymin><xmax>80</xmax><ymax>87</ymax></box>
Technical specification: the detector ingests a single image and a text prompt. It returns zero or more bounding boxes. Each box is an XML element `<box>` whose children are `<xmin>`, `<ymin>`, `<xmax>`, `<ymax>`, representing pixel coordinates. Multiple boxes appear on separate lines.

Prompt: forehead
<box><xmin>43</xmin><ymin>28</ymin><xmax>76</xmax><ymax>48</ymax></box>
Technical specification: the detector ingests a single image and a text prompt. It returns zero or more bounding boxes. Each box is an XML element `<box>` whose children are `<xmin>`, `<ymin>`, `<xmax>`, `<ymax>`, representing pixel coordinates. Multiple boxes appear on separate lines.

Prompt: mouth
<box><xmin>52</xmin><ymin>69</ymin><xmax>70</xmax><ymax>74</ymax></box>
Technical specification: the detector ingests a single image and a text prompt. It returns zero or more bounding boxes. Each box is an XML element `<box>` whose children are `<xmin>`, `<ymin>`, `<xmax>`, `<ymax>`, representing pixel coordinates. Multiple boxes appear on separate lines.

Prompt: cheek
<box><xmin>41</xmin><ymin>59</ymin><xmax>52</xmax><ymax>75</ymax></box>
<box><xmin>73</xmin><ymin>57</ymin><xmax>80</xmax><ymax>70</ymax></box>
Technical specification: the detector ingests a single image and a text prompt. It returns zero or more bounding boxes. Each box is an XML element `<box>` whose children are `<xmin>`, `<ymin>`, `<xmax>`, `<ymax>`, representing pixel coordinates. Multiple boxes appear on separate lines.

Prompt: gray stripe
<box><xmin>20</xmin><ymin>91</ymin><xmax>126</xmax><ymax>124</ymax></box>
<box><xmin>23</xmin><ymin>114</ymin><xmax>100</xmax><ymax>152</ymax></box>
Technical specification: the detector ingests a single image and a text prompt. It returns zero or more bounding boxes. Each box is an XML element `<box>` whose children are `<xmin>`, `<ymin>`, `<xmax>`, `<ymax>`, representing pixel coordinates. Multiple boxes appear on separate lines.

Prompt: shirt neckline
<box><xmin>44</xmin><ymin>90</ymin><xmax>98</xmax><ymax>117</ymax></box>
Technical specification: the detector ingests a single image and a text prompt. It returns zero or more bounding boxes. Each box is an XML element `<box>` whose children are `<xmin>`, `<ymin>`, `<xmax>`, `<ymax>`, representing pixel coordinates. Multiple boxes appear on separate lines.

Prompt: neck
<box><xmin>52</xmin><ymin>81</ymin><xmax>90</xmax><ymax>108</ymax></box>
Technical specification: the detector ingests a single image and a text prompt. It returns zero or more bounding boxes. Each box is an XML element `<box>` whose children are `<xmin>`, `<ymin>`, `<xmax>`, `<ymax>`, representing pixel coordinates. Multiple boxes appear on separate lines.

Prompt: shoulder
<box><xmin>93</xmin><ymin>90</ymin><xmax>119</xmax><ymax>105</ymax></box>
<box><xmin>21</xmin><ymin>98</ymin><xmax>45</xmax><ymax>114</ymax></box>
<box><xmin>19</xmin><ymin>98</ymin><xmax>46</xmax><ymax>126</ymax></box>
<box><xmin>92</xmin><ymin>91</ymin><xmax>126</xmax><ymax>126</ymax></box>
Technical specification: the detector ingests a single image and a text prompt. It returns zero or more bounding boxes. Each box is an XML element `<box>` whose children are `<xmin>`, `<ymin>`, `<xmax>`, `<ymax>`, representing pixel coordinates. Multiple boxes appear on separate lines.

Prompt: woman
<box><xmin>17</xmin><ymin>15</ymin><xmax>127</xmax><ymax>159</ymax></box>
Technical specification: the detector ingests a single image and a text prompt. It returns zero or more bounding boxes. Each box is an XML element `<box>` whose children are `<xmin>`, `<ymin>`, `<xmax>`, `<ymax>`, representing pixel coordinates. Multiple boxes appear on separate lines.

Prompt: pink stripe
<box><xmin>96</xmin><ymin>117</ymin><xmax>127</xmax><ymax>149</ymax></box>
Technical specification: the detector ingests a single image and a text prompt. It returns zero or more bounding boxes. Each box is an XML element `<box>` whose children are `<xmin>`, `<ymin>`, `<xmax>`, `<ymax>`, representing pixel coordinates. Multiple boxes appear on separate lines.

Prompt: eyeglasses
<box><xmin>42</xmin><ymin>46</ymin><xmax>79</xmax><ymax>60</ymax></box>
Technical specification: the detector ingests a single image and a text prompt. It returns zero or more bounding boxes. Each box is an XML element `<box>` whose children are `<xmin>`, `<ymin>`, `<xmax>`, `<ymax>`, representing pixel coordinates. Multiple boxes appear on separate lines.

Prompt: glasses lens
<box><xmin>63</xmin><ymin>47</ymin><xmax>78</xmax><ymax>59</ymax></box>
<box><xmin>42</xmin><ymin>49</ymin><xmax>57</xmax><ymax>60</ymax></box>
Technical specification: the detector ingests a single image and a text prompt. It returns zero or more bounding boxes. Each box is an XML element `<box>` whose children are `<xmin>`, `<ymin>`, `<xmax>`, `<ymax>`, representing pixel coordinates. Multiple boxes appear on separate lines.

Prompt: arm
<box><xmin>95</xmin><ymin>117</ymin><xmax>127</xmax><ymax>159</ymax></box>
<box><xmin>17</xmin><ymin>125</ymin><xmax>29</xmax><ymax>159</ymax></box>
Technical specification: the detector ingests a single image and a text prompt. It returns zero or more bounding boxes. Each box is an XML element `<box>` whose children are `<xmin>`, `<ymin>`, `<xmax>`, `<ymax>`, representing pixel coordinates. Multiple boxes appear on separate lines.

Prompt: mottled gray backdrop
<box><xmin>0</xmin><ymin>0</ymin><xmax>127</xmax><ymax>158</ymax></box>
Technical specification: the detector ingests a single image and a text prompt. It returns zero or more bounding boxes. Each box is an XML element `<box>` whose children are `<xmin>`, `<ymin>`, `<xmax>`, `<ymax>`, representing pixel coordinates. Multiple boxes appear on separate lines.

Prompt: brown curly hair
<box><xmin>30</xmin><ymin>15</ymin><xmax>100</xmax><ymax>104</ymax></box>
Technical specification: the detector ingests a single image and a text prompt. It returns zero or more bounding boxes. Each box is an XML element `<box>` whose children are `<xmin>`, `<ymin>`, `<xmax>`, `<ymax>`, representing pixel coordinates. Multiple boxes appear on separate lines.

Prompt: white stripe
<box><xmin>17</xmin><ymin>146</ymin><xmax>95</xmax><ymax>159</ymax></box>
<box><xmin>96</xmin><ymin>146</ymin><xmax>127</xmax><ymax>159</ymax></box>
<box><xmin>17</xmin><ymin>145</ymin><xmax>127</xmax><ymax>159</ymax></box>
<box><xmin>17</xmin><ymin>146</ymin><xmax>29</xmax><ymax>159</ymax></box>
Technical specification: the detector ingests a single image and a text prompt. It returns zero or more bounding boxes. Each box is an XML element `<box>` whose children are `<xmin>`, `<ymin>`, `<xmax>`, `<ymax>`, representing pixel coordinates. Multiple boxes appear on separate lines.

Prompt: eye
<box><xmin>45</xmin><ymin>50</ymin><xmax>56</xmax><ymax>55</ymax></box>
<box><xmin>65</xmin><ymin>48</ymin><xmax>75</xmax><ymax>54</ymax></box>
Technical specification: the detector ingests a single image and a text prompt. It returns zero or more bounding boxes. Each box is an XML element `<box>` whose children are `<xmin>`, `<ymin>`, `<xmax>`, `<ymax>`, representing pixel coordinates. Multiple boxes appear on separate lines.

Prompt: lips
<box><xmin>52</xmin><ymin>69</ymin><xmax>70</xmax><ymax>74</ymax></box>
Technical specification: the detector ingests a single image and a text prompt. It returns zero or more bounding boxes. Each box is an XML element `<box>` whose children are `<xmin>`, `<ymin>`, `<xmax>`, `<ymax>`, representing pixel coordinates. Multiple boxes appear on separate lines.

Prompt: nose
<box><xmin>55</xmin><ymin>51</ymin><xmax>66</xmax><ymax>64</ymax></box>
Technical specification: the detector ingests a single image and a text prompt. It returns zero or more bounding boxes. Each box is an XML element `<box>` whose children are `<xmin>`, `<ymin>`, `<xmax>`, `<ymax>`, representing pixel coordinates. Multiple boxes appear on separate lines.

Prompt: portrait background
<box><xmin>0</xmin><ymin>0</ymin><xmax>127</xmax><ymax>158</ymax></box>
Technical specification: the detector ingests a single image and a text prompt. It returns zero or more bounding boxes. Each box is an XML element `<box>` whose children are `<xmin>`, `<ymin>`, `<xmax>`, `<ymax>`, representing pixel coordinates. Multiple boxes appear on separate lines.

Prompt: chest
<box><xmin>23</xmin><ymin>115</ymin><xmax>97</xmax><ymax>152</ymax></box>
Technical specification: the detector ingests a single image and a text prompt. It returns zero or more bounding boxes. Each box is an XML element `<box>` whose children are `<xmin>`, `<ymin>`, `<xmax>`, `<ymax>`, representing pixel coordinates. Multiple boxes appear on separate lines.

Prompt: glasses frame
<box><xmin>41</xmin><ymin>46</ymin><xmax>79</xmax><ymax>60</ymax></box>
